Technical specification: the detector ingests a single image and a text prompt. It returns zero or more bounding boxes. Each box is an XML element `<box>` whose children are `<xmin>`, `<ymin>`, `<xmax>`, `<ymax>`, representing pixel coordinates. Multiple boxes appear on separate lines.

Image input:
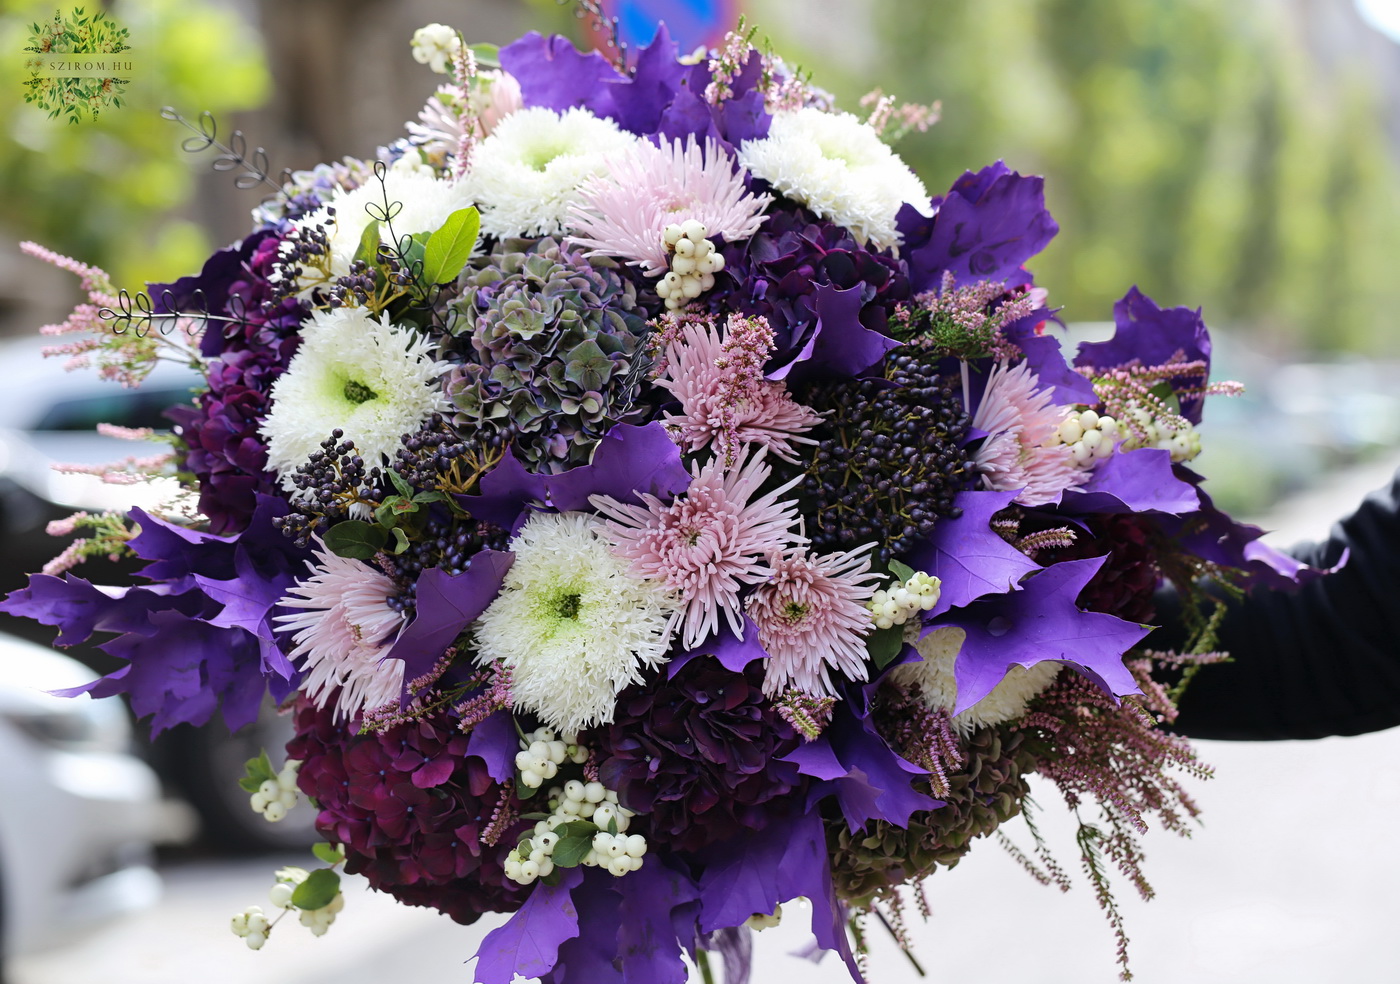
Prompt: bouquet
<box><xmin>3</xmin><ymin>12</ymin><xmax>1332</xmax><ymax>982</ymax></box>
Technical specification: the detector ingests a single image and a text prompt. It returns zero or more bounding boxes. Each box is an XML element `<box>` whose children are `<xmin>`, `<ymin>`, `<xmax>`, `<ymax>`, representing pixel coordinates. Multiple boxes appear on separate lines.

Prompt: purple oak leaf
<box><xmin>382</xmin><ymin>551</ymin><xmax>513</xmax><ymax>691</ymax></box>
<box><xmin>0</xmin><ymin>575</ymin><xmax>207</xmax><ymax>648</ymax></box>
<box><xmin>196</xmin><ymin>546</ymin><xmax>305</xmax><ymax>680</ymax></box>
<box><xmin>616</xmin><ymin>858</ymin><xmax>701</xmax><ymax>984</ymax></box>
<box><xmin>940</xmin><ymin>557</ymin><xmax>1149</xmax><ymax>714</ymax></box>
<box><xmin>902</xmin><ymin>490</ymin><xmax>1041</xmax><ymax>618</ymax></box>
<box><xmin>465</xmin><ymin>709</ymin><xmax>520</xmax><ymax>784</ymax></box>
<box><xmin>1061</xmin><ymin>448</ymin><xmax>1200</xmax><ymax>516</ymax></box>
<box><xmin>667</xmin><ymin>617</ymin><xmax>767</xmax><ymax>678</ymax></box>
<box><xmin>499</xmin><ymin>32</ymin><xmax>623</xmax><ymax>117</ymax></box>
<box><xmin>474</xmin><ymin>867</ymin><xmax>584</xmax><ymax>984</ymax></box>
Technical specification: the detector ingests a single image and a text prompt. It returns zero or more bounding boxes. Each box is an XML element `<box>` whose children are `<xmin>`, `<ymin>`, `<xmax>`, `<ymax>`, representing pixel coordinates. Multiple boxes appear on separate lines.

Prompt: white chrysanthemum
<box><xmin>474</xmin><ymin>511</ymin><xmax>677</xmax><ymax>734</ymax></box>
<box><xmin>737</xmin><ymin>107</ymin><xmax>932</xmax><ymax>249</ymax></box>
<box><xmin>886</xmin><ymin>626</ymin><xmax>1062</xmax><ymax>732</ymax></box>
<box><xmin>260</xmin><ymin>307</ymin><xmax>450</xmax><ymax>486</ymax></box>
<box><xmin>463</xmin><ymin>106</ymin><xmax>638</xmax><ymax>239</ymax></box>
<box><xmin>285</xmin><ymin>153</ymin><xmax>472</xmax><ymax>297</ymax></box>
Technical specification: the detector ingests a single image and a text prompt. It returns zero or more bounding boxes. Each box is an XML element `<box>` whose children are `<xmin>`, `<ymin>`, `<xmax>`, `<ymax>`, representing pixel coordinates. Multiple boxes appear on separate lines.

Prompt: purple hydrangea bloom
<box><xmin>288</xmin><ymin>698</ymin><xmax>532</xmax><ymax>926</ymax></box>
<box><xmin>160</xmin><ymin>232</ymin><xmax>304</xmax><ymax>533</ymax></box>
<box><xmin>595</xmin><ymin>656</ymin><xmax>804</xmax><ymax>854</ymax></box>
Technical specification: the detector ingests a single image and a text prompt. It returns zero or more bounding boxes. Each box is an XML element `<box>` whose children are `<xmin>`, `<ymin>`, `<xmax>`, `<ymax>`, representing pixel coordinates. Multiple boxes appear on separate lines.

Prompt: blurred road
<box><xmin>11</xmin><ymin>453</ymin><xmax>1400</xmax><ymax>984</ymax></box>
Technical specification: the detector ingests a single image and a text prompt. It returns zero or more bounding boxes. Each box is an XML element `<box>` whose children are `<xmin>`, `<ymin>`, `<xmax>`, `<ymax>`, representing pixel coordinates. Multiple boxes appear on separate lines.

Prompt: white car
<box><xmin>0</xmin><ymin>633</ymin><xmax>167</xmax><ymax>965</ymax></box>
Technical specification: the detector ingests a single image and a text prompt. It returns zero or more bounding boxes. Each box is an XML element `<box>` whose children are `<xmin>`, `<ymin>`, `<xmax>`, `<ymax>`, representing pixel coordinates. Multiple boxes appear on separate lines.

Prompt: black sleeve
<box><xmin>1169</xmin><ymin>468</ymin><xmax>1400</xmax><ymax>740</ymax></box>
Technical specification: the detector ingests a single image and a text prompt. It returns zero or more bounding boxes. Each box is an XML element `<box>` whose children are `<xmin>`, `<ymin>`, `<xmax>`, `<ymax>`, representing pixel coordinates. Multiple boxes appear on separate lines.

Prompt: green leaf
<box><xmin>607</xmin><ymin>816</ymin><xmax>619</xmax><ymax>836</ymax></box>
<box><xmin>353</xmin><ymin>219</ymin><xmax>382</xmax><ymax>266</ymax></box>
<box><xmin>422</xmin><ymin>207</ymin><xmax>481</xmax><ymax>285</ymax></box>
<box><xmin>519</xmin><ymin>812</ymin><xmax>552</xmax><ymax>822</ymax></box>
<box><xmin>550</xmin><ymin>834</ymin><xmax>593</xmax><ymax>868</ymax></box>
<box><xmin>468</xmin><ymin>42</ymin><xmax>501</xmax><ymax>68</ymax></box>
<box><xmin>412</xmin><ymin>490</ymin><xmax>446</xmax><ymax>505</ymax></box>
<box><xmin>388</xmin><ymin>469</ymin><xmax>414</xmax><ymax>499</ymax></box>
<box><xmin>866</xmin><ymin>625</ymin><xmax>907</xmax><ymax>670</ymax></box>
<box><xmin>555</xmin><ymin>820</ymin><xmax>599</xmax><ymax>838</ymax></box>
<box><xmin>323</xmin><ymin>519</ymin><xmax>388</xmax><ymax>560</ymax></box>
<box><xmin>291</xmin><ymin>868</ymin><xmax>341</xmax><ymax>911</ymax></box>
<box><xmin>374</xmin><ymin>496</ymin><xmax>418</xmax><ymax>527</ymax></box>
<box><xmin>888</xmin><ymin>559</ymin><xmax>917</xmax><ymax>583</ymax></box>
<box><xmin>389</xmin><ymin>526</ymin><xmax>410</xmax><ymax>555</ymax></box>
<box><xmin>312</xmin><ymin>842</ymin><xmax>345</xmax><ymax>865</ymax></box>
<box><xmin>237</xmin><ymin>749</ymin><xmax>276</xmax><ymax>793</ymax></box>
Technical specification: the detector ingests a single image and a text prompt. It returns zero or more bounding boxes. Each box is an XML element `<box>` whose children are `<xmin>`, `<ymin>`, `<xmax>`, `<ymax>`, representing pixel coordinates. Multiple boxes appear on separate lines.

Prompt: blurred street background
<box><xmin>4</xmin><ymin>0</ymin><xmax>1400</xmax><ymax>981</ymax></box>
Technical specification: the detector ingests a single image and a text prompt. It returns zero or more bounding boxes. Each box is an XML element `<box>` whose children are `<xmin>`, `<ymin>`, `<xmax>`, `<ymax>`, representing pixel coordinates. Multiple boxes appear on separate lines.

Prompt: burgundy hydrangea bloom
<box><xmin>595</xmin><ymin>656</ymin><xmax>804</xmax><ymax>854</ymax></box>
<box><xmin>712</xmin><ymin>199</ymin><xmax>910</xmax><ymax>371</ymax></box>
<box><xmin>1043</xmin><ymin>514</ymin><xmax>1162</xmax><ymax>624</ymax></box>
<box><xmin>161</xmin><ymin>232</ymin><xmax>306</xmax><ymax>533</ymax></box>
<box><xmin>287</xmin><ymin>698</ymin><xmax>531</xmax><ymax>924</ymax></box>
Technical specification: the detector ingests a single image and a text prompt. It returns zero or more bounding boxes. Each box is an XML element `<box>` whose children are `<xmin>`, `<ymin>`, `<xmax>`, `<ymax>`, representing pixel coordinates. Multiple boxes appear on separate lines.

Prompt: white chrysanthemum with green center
<box><xmin>474</xmin><ymin>511</ymin><xmax>677</xmax><ymax>733</ymax></box>
<box><xmin>887</xmin><ymin>625</ymin><xmax>1061</xmax><ymax>732</ymax></box>
<box><xmin>286</xmin><ymin>154</ymin><xmax>472</xmax><ymax>297</ymax></box>
<box><xmin>463</xmin><ymin>106</ymin><xmax>638</xmax><ymax>239</ymax></box>
<box><xmin>260</xmin><ymin>307</ymin><xmax>449</xmax><ymax>486</ymax></box>
<box><xmin>737</xmin><ymin>107</ymin><xmax>932</xmax><ymax>249</ymax></box>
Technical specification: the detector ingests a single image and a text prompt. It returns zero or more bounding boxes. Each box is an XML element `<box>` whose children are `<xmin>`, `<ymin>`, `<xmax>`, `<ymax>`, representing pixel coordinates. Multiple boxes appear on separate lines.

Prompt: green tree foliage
<box><xmin>0</xmin><ymin>0</ymin><xmax>270</xmax><ymax>286</ymax></box>
<box><xmin>778</xmin><ymin>0</ymin><xmax>1400</xmax><ymax>354</ymax></box>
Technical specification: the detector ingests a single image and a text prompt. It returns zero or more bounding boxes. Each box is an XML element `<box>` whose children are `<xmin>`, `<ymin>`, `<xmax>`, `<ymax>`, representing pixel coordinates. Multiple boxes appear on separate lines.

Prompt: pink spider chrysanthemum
<box><xmin>748</xmin><ymin>545</ymin><xmax>884</xmax><ymax>698</ymax></box>
<box><xmin>589</xmin><ymin>447</ymin><xmax>804</xmax><ymax>649</ymax></box>
<box><xmin>657</xmin><ymin>314</ymin><xmax>821</xmax><ymax>463</ymax></box>
<box><xmin>274</xmin><ymin>543</ymin><xmax>407</xmax><ymax>722</ymax></box>
<box><xmin>566</xmin><ymin>136</ymin><xmax>772</xmax><ymax>276</ymax></box>
<box><xmin>972</xmin><ymin>360</ymin><xmax>1087</xmax><ymax>507</ymax></box>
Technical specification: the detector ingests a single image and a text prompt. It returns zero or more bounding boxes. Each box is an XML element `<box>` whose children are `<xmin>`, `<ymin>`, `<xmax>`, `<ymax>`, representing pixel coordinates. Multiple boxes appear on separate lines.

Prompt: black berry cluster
<box><xmin>797</xmin><ymin>355</ymin><xmax>973</xmax><ymax>563</ymax></box>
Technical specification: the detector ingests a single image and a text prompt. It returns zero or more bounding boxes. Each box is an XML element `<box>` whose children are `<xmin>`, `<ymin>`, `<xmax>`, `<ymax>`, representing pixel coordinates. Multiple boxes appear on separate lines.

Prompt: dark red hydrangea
<box><xmin>162</xmin><ymin>232</ymin><xmax>305</xmax><ymax>533</ymax></box>
<box><xmin>594</xmin><ymin>656</ymin><xmax>804</xmax><ymax>855</ymax></box>
<box><xmin>1045</xmin><ymin>514</ymin><xmax>1162</xmax><ymax>624</ymax></box>
<box><xmin>286</xmin><ymin>699</ymin><xmax>531</xmax><ymax>925</ymax></box>
<box><xmin>712</xmin><ymin>198</ymin><xmax>910</xmax><ymax>370</ymax></box>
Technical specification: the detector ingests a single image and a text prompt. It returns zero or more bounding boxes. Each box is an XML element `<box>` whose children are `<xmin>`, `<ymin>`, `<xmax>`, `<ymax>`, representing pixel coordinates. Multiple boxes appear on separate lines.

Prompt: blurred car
<box><xmin>0</xmin><ymin>336</ymin><xmax>315</xmax><ymax>854</ymax></box>
<box><xmin>0</xmin><ymin>634</ymin><xmax>165</xmax><ymax>965</ymax></box>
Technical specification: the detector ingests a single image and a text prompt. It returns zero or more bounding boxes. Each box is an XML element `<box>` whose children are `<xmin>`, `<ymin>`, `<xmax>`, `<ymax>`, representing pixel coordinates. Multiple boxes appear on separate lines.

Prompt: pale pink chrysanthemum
<box><xmin>589</xmin><ymin>447</ymin><xmax>805</xmax><ymax>649</ymax></box>
<box><xmin>566</xmin><ymin>136</ymin><xmax>772</xmax><ymax>276</ymax></box>
<box><xmin>747</xmin><ymin>545</ymin><xmax>883</xmax><ymax>698</ymax></box>
<box><xmin>657</xmin><ymin>314</ymin><xmax>821</xmax><ymax>463</ymax></box>
<box><xmin>274</xmin><ymin>543</ymin><xmax>407</xmax><ymax>722</ymax></box>
<box><xmin>971</xmin><ymin>360</ymin><xmax>1087</xmax><ymax>507</ymax></box>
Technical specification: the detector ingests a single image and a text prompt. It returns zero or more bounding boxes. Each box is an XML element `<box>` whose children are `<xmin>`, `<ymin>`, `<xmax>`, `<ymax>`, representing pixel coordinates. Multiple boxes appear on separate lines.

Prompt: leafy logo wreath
<box><xmin>21</xmin><ymin>6</ymin><xmax>131</xmax><ymax>123</ymax></box>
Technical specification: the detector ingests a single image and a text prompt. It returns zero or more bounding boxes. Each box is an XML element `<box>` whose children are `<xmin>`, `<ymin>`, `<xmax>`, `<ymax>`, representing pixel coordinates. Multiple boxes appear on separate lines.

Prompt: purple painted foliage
<box><xmin>0</xmin><ymin>495</ymin><xmax>310</xmax><ymax>733</ymax></box>
<box><xmin>1075</xmin><ymin>287</ymin><xmax>1213</xmax><ymax>424</ymax></box>
<box><xmin>936</xmin><ymin>556</ymin><xmax>1151</xmax><ymax>714</ymax></box>
<box><xmin>500</xmin><ymin>26</ymin><xmax>770</xmax><ymax>148</ymax></box>
<box><xmin>897</xmin><ymin>162</ymin><xmax>1059</xmax><ymax>295</ymax></box>
<box><xmin>159</xmin><ymin>231</ymin><xmax>306</xmax><ymax>533</ymax></box>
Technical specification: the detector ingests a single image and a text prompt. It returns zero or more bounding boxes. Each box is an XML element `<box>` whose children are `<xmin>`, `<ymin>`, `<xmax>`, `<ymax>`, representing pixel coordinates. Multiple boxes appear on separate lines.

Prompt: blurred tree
<box><xmin>0</xmin><ymin>0</ymin><xmax>271</xmax><ymax>288</ymax></box>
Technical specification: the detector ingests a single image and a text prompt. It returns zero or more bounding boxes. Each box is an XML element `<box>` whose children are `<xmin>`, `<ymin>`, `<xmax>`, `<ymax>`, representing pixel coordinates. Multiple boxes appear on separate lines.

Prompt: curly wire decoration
<box><xmin>160</xmin><ymin>107</ymin><xmax>291</xmax><ymax>194</ymax></box>
<box><xmin>99</xmin><ymin>286</ymin><xmax>258</xmax><ymax>341</ymax></box>
<box><xmin>560</xmin><ymin>0</ymin><xmax>628</xmax><ymax>72</ymax></box>
<box><xmin>359</xmin><ymin>160</ymin><xmax>449</xmax><ymax>329</ymax></box>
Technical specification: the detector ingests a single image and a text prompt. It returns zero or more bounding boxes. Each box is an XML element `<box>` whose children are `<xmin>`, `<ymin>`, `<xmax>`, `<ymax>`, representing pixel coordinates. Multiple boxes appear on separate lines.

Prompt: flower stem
<box><xmin>697</xmin><ymin>948</ymin><xmax>717</xmax><ymax>984</ymax></box>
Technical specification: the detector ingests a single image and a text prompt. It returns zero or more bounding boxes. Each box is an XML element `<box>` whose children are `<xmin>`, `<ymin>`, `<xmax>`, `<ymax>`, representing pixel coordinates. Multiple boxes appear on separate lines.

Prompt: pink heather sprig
<box><xmin>1081</xmin><ymin>357</ymin><xmax>1243</xmax><ymax>445</ymax></box>
<box><xmin>899</xmin><ymin>271</ymin><xmax>1039</xmax><ymax>362</ymax></box>
<box><xmin>21</xmin><ymin>241</ymin><xmax>188</xmax><ymax>387</ymax></box>
<box><xmin>882</xmin><ymin>685</ymin><xmax>965</xmax><ymax>797</ymax></box>
<box><xmin>480</xmin><ymin>795</ymin><xmax>518</xmax><ymax>848</ymax></box>
<box><xmin>705</xmin><ymin>23</ymin><xmax>814</xmax><ymax>113</ymax></box>
<box><xmin>774</xmin><ymin>688</ymin><xmax>836</xmax><ymax>741</ymax></box>
<box><xmin>991</xmin><ymin>514</ymin><xmax>1080</xmax><ymax>559</ymax></box>
<box><xmin>860</xmin><ymin>87</ymin><xmax>942</xmax><ymax>143</ymax></box>
<box><xmin>705</xmin><ymin>26</ymin><xmax>755</xmax><ymax>105</ymax></box>
<box><xmin>361</xmin><ymin>650</ymin><xmax>460</xmax><ymax>735</ymax></box>
<box><xmin>454</xmin><ymin>661</ymin><xmax>513</xmax><ymax>732</ymax></box>
<box><xmin>53</xmin><ymin>450</ymin><xmax>176</xmax><ymax>485</ymax></box>
<box><xmin>450</xmin><ymin>36</ymin><xmax>478</xmax><ymax>180</ymax></box>
<box><xmin>40</xmin><ymin>510</ymin><xmax>137</xmax><ymax>575</ymax></box>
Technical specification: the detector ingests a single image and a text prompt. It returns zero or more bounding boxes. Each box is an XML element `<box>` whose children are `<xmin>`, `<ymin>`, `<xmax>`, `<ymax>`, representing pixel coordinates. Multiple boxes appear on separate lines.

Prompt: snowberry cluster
<box><xmin>656</xmin><ymin>220</ymin><xmax>725</xmax><ymax>311</ymax></box>
<box><xmin>868</xmin><ymin>571</ymin><xmax>941</xmax><ymax>629</ymax></box>
<box><xmin>250</xmin><ymin>758</ymin><xmax>301</xmax><ymax>822</ymax></box>
<box><xmin>1117</xmin><ymin>405</ymin><xmax>1202</xmax><ymax>463</ymax></box>
<box><xmin>1048</xmin><ymin>409</ymin><xmax>1121</xmax><ymax>468</ymax></box>
<box><xmin>745</xmin><ymin>905</ymin><xmax>784</xmax><ymax>931</ymax></box>
<box><xmin>515</xmin><ymin>726</ymin><xmax>589</xmax><ymax>789</ymax></box>
<box><xmin>505</xmin><ymin>777</ymin><xmax>648</xmax><ymax>886</ymax></box>
<box><xmin>230</xmin><ymin>906</ymin><xmax>272</xmax><ymax>950</ymax></box>
<box><xmin>267</xmin><ymin>867</ymin><xmax>345</xmax><ymax>937</ymax></box>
